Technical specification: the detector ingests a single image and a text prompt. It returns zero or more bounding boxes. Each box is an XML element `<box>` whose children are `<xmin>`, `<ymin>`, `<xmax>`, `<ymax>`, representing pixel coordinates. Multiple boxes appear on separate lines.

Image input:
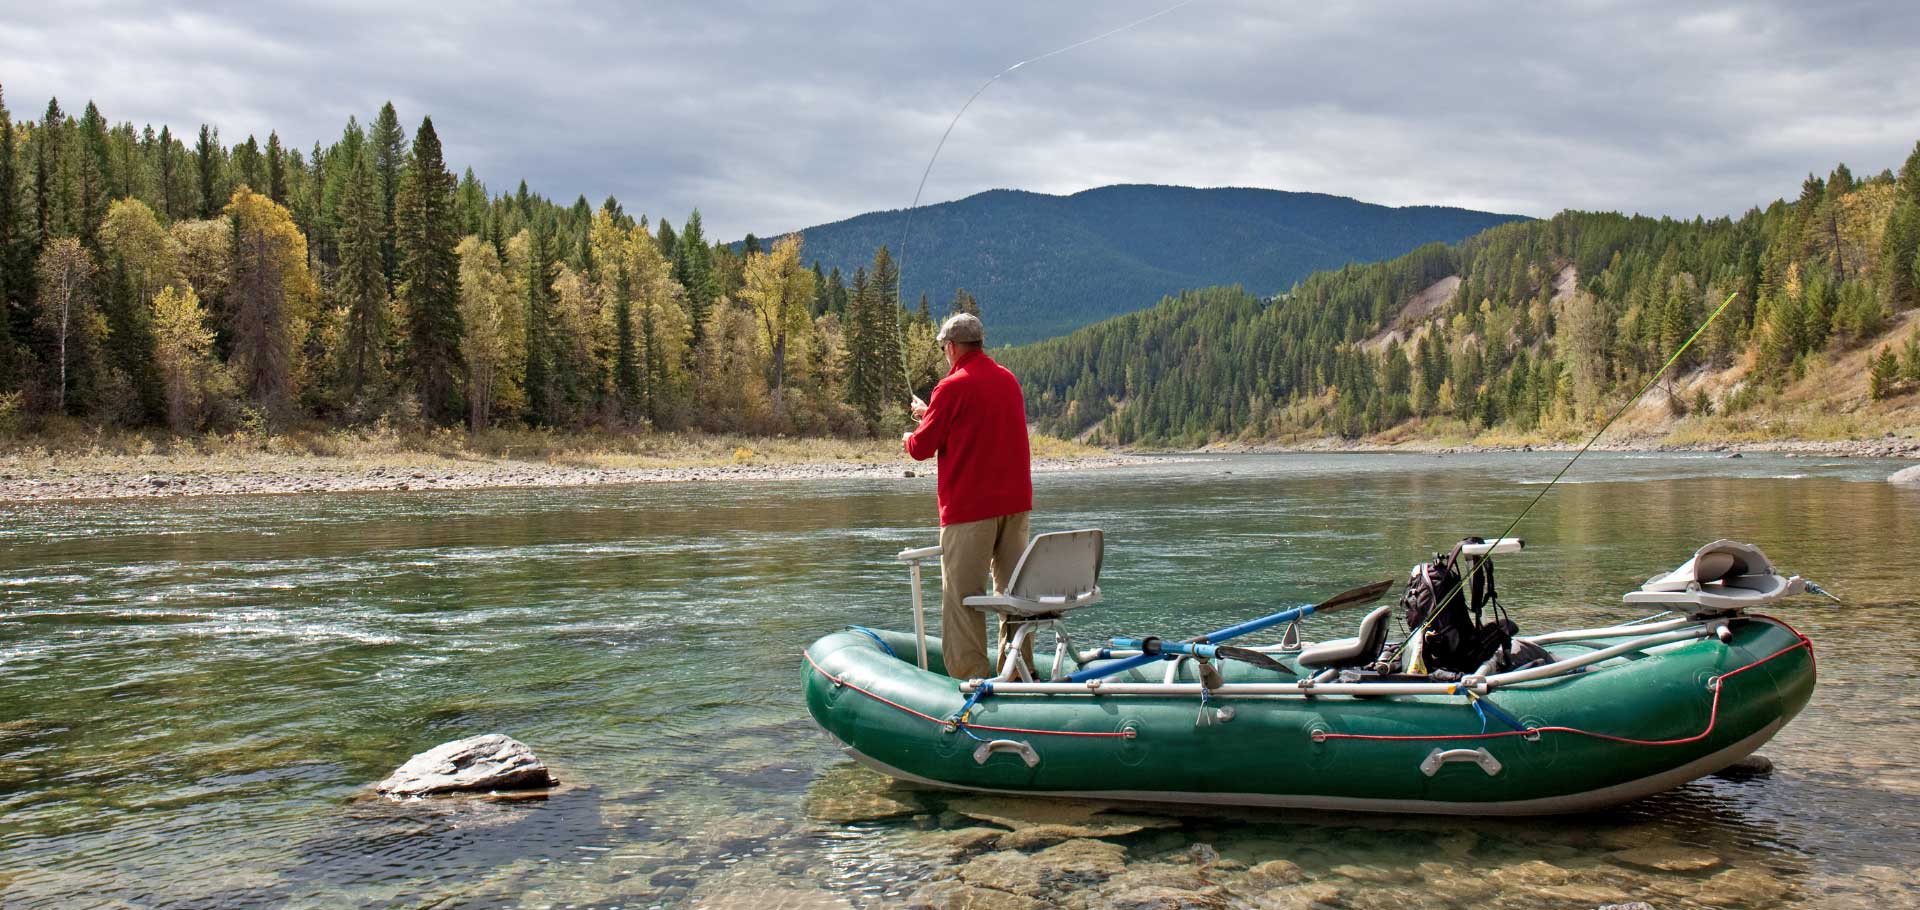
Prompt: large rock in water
<box><xmin>1890</xmin><ymin>464</ymin><xmax>1920</xmax><ymax>485</ymax></box>
<box><xmin>377</xmin><ymin>734</ymin><xmax>553</xmax><ymax>797</ymax></box>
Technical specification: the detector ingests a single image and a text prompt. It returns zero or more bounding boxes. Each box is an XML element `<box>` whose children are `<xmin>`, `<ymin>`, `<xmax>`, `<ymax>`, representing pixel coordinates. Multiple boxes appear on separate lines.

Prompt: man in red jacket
<box><xmin>903</xmin><ymin>313</ymin><xmax>1033</xmax><ymax>680</ymax></box>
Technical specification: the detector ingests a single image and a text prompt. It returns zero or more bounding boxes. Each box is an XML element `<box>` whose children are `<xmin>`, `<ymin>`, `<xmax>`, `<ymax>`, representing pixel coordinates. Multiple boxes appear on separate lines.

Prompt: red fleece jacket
<box><xmin>904</xmin><ymin>350</ymin><xmax>1033</xmax><ymax>526</ymax></box>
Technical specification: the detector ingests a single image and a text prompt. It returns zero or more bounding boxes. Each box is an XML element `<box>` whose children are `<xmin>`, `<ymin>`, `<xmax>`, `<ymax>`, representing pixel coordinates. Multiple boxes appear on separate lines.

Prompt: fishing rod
<box><xmin>1394</xmin><ymin>290</ymin><xmax>1743</xmax><ymax>665</ymax></box>
<box><xmin>892</xmin><ymin>1</ymin><xmax>1198</xmax><ymax>387</ymax></box>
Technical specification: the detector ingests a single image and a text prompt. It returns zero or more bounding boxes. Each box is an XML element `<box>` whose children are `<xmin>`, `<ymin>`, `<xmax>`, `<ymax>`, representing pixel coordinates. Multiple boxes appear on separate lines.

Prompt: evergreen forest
<box><xmin>1005</xmin><ymin>145</ymin><xmax>1920</xmax><ymax>446</ymax></box>
<box><xmin>0</xmin><ymin>89</ymin><xmax>946</xmax><ymax>439</ymax></box>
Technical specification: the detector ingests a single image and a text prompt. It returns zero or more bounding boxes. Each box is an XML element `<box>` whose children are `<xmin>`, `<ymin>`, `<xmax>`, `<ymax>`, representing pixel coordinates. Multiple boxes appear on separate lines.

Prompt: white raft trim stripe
<box><xmin>841</xmin><ymin>719</ymin><xmax>1785</xmax><ymax>818</ymax></box>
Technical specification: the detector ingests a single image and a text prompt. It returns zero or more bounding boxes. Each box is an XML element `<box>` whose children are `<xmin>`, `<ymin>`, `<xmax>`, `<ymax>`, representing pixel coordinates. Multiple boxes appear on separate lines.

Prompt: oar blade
<box><xmin>1313</xmin><ymin>579</ymin><xmax>1395</xmax><ymax>615</ymax></box>
<box><xmin>1212</xmin><ymin>645</ymin><xmax>1293</xmax><ymax>673</ymax></box>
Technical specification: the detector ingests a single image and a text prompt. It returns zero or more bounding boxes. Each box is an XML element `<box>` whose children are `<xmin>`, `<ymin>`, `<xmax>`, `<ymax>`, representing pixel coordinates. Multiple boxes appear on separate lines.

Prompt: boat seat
<box><xmin>964</xmin><ymin>529</ymin><xmax>1104</xmax><ymax>618</ymax></box>
<box><xmin>1297</xmin><ymin>604</ymin><xmax>1394</xmax><ymax>669</ymax></box>
<box><xmin>965</xmin><ymin>529</ymin><xmax>1103</xmax><ymax>683</ymax></box>
<box><xmin>1621</xmin><ymin>539</ymin><xmax>1806</xmax><ymax>613</ymax></box>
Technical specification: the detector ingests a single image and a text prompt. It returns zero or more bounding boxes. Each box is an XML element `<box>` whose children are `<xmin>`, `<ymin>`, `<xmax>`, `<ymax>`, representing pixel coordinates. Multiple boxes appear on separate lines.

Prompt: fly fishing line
<box><xmin>1397</xmin><ymin>290</ymin><xmax>1743</xmax><ymax>666</ymax></box>
<box><xmin>895</xmin><ymin>0</ymin><xmax>1198</xmax><ymax>376</ymax></box>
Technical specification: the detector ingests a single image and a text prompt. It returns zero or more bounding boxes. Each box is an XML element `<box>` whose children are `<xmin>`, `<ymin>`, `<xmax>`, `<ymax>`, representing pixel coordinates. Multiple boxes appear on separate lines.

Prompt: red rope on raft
<box><xmin>803</xmin><ymin>650</ymin><xmax>1134</xmax><ymax>739</ymax></box>
<box><xmin>808</xmin><ymin>617</ymin><xmax>1813</xmax><ymax>747</ymax></box>
<box><xmin>1315</xmin><ymin>624</ymin><xmax>1814</xmax><ymax>746</ymax></box>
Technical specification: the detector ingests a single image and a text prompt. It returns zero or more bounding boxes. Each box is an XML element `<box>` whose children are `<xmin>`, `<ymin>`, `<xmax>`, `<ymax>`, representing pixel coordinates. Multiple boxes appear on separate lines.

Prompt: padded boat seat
<box><xmin>1621</xmin><ymin>539</ymin><xmax>1806</xmax><ymax>612</ymax></box>
<box><xmin>964</xmin><ymin>529</ymin><xmax>1103</xmax><ymax>618</ymax></box>
<box><xmin>1298</xmin><ymin>604</ymin><xmax>1394</xmax><ymax>669</ymax></box>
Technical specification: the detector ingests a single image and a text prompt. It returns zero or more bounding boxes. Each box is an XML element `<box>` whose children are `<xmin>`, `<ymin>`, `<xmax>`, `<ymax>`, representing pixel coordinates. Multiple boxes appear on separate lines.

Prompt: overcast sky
<box><xmin>5</xmin><ymin>0</ymin><xmax>1919</xmax><ymax>238</ymax></box>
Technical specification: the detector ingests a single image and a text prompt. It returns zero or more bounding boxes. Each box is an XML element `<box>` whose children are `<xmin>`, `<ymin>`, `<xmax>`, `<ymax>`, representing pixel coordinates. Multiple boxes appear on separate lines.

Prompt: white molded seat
<box><xmin>1622</xmin><ymin>539</ymin><xmax>1806</xmax><ymax>610</ymax></box>
<box><xmin>963</xmin><ymin>529</ymin><xmax>1104</xmax><ymax>618</ymax></box>
<box><xmin>1297</xmin><ymin>605</ymin><xmax>1394</xmax><ymax>669</ymax></box>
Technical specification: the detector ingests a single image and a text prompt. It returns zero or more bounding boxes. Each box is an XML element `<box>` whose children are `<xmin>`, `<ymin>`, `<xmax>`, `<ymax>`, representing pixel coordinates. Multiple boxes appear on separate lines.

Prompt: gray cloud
<box><xmin>4</xmin><ymin>1</ymin><xmax>1918</xmax><ymax>238</ymax></box>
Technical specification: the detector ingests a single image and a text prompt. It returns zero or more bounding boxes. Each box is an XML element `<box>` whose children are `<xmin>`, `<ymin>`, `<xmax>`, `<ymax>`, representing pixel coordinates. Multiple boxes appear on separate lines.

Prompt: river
<box><xmin>3</xmin><ymin>453</ymin><xmax>1917</xmax><ymax>909</ymax></box>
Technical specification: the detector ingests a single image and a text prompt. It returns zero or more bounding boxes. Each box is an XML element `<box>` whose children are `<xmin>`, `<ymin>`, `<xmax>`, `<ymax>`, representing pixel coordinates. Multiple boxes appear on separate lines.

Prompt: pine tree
<box><xmin>655</xmin><ymin>218</ymin><xmax>677</xmax><ymax>263</ymax></box>
<box><xmin>266</xmin><ymin>131</ymin><xmax>287</xmax><ymax>204</ymax></box>
<box><xmin>1868</xmin><ymin>346</ymin><xmax>1898</xmax><ymax>400</ymax></box>
<box><xmin>393</xmin><ymin>116</ymin><xmax>464</xmax><ymax>423</ymax></box>
<box><xmin>74</xmin><ymin>102</ymin><xmax>109</xmax><ymax>249</ymax></box>
<box><xmin>194</xmin><ymin>124</ymin><xmax>219</xmax><ymax>218</ymax></box>
<box><xmin>0</xmin><ymin>85</ymin><xmax>23</xmax><ymax>378</ymax></box>
<box><xmin>825</xmin><ymin>266</ymin><xmax>847</xmax><ymax>317</ymax></box>
<box><xmin>370</xmin><ymin>102</ymin><xmax>407</xmax><ymax>288</ymax></box>
<box><xmin>523</xmin><ymin>217</ymin><xmax>558</xmax><ymax>425</ymax></box>
<box><xmin>101</xmin><ymin>263</ymin><xmax>163</xmax><ymax>422</ymax></box>
<box><xmin>868</xmin><ymin>245</ymin><xmax>907</xmax><ymax>408</ymax></box>
<box><xmin>950</xmin><ymin>287</ymin><xmax>980</xmax><ymax>317</ymax></box>
<box><xmin>336</xmin><ymin>154</ymin><xmax>388</xmax><ymax>404</ymax></box>
<box><xmin>156</xmin><ymin>124</ymin><xmax>179</xmax><ymax>221</ymax></box>
<box><xmin>1903</xmin><ymin>324</ymin><xmax>1920</xmax><ymax>383</ymax></box>
<box><xmin>674</xmin><ymin>210</ymin><xmax>714</xmax><ymax>349</ymax></box>
<box><xmin>845</xmin><ymin>266</ymin><xmax>878</xmax><ymax>428</ymax></box>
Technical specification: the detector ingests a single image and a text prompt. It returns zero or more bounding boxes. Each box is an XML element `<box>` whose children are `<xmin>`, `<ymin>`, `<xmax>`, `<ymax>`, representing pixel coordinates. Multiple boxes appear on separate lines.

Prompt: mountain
<box><xmin>1000</xmin><ymin>146</ymin><xmax>1920</xmax><ymax>447</ymax></box>
<box><xmin>750</xmin><ymin>185</ymin><xmax>1528</xmax><ymax>344</ymax></box>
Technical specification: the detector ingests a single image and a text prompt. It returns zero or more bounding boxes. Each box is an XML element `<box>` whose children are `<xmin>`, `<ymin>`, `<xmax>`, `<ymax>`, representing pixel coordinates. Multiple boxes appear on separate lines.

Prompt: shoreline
<box><xmin>1180</xmin><ymin>436</ymin><xmax>1920</xmax><ymax>459</ymax></box>
<box><xmin>5</xmin><ymin>437</ymin><xmax>1916</xmax><ymax>504</ymax></box>
<box><xmin>0</xmin><ymin>452</ymin><xmax>1171</xmax><ymax>504</ymax></box>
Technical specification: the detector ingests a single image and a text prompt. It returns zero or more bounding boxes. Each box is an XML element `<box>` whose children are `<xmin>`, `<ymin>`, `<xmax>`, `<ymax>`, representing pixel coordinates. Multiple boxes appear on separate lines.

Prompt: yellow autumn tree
<box><xmin>223</xmin><ymin>188</ymin><xmax>316</xmax><ymax>418</ymax></box>
<box><xmin>150</xmin><ymin>285</ymin><xmax>229</xmax><ymax>431</ymax></box>
<box><xmin>455</xmin><ymin>235</ymin><xmax>511</xmax><ymax>431</ymax></box>
<box><xmin>98</xmin><ymin>198</ymin><xmax>180</xmax><ymax>304</ymax></box>
<box><xmin>739</xmin><ymin>233</ymin><xmax>816</xmax><ymax>421</ymax></box>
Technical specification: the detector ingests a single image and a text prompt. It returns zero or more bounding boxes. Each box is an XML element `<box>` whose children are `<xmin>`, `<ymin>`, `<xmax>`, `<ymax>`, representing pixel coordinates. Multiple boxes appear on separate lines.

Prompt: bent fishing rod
<box><xmin>892</xmin><ymin>1</ymin><xmax>1198</xmax><ymax>380</ymax></box>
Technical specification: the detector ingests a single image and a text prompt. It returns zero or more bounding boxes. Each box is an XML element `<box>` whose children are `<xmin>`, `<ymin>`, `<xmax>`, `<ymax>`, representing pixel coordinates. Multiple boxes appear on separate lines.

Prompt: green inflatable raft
<box><xmin>803</xmin><ymin>536</ymin><xmax>1819</xmax><ymax>816</ymax></box>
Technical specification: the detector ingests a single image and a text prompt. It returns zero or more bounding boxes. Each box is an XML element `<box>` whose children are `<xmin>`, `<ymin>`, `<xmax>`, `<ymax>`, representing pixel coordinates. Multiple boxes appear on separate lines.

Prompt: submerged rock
<box><xmin>952</xmin><ymin>838</ymin><xmax>1129</xmax><ymax>897</ymax></box>
<box><xmin>1712</xmin><ymin>753</ymin><xmax>1775</xmax><ymax>779</ymax></box>
<box><xmin>376</xmin><ymin>733</ymin><xmax>553</xmax><ymax>797</ymax></box>
<box><xmin>1000</xmin><ymin>821</ymin><xmax>1157</xmax><ymax>849</ymax></box>
<box><xmin>1242</xmin><ymin>859</ymin><xmax>1305</xmax><ymax>888</ymax></box>
<box><xmin>944</xmin><ymin>796</ymin><xmax>1178</xmax><ymax>839</ymax></box>
<box><xmin>906</xmin><ymin>880</ymin><xmax>1048</xmax><ymax>910</ymax></box>
<box><xmin>802</xmin><ymin>763</ymin><xmax>922</xmax><ymax>823</ymax></box>
<box><xmin>1608</xmin><ymin>845</ymin><xmax>1723</xmax><ymax>873</ymax></box>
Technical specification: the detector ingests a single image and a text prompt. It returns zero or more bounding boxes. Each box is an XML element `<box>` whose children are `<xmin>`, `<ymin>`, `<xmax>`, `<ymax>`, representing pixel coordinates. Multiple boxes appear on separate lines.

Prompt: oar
<box><xmin>1067</xmin><ymin>579</ymin><xmax>1394</xmax><ymax>684</ymax></box>
<box><xmin>1108</xmin><ymin>637</ymin><xmax>1290</xmax><ymax>672</ymax></box>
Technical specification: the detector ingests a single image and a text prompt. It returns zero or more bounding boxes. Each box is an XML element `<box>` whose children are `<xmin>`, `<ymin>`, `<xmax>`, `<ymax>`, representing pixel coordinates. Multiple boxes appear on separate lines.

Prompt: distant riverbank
<box><xmin>0</xmin><ymin>429</ymin><xmax>1158</xmax><ymax>503</ymax></box>
<box><xmin>1202</xmin><ymin>435</ymin><xmax>1920</xmax><ymax>459</ymax></box>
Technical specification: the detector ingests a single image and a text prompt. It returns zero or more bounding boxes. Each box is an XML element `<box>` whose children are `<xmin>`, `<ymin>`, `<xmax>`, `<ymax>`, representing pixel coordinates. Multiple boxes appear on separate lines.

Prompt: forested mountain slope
<box><xmin>1003</xmin><ymin>148</ymin><xmax>1920</xmax><ymax>447</ymax></box>
<box><xmin>753</xmin><ymin>185</ymin><xmax>1526</xmax><ymax>344</ymax></box>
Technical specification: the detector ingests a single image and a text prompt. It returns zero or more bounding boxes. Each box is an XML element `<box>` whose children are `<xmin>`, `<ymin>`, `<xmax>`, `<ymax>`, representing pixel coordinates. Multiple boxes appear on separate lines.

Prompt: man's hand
<box><xmin>901</xmin><ymin>430</ymin><xmax>914</xmax><ymax>453</ymax></box>
<box><xmin>910</xmin><ymin>393</ymin><xmax>929</xmax><ymax>421</ymax></box>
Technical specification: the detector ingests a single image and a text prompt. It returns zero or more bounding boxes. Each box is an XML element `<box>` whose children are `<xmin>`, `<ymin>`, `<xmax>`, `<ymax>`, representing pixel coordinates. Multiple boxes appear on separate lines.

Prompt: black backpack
<box><xmin>1395</xmin><ymin>537</ymin><xmax>1543</xmax><ymax>674</ymax></box>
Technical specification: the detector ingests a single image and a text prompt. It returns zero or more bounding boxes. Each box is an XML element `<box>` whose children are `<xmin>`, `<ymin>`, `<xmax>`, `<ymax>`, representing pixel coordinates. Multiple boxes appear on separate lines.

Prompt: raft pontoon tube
<box><xmin>804</xmin><ymin>535</ymin><xmax>1817</xmax><ymax>815</ymax></box>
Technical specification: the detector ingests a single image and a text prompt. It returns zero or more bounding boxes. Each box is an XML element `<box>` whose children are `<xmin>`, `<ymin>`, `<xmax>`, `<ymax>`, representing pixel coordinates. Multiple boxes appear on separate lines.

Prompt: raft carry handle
<box><xmin>1420</xmin><ymin>747</ymin><xmax>1503</xmax><ymax>777</ymax></box>
<box><xmin>974</xmin><ymin>739</ymin><xmax>1039</xmax><ymax>768</ymax></box>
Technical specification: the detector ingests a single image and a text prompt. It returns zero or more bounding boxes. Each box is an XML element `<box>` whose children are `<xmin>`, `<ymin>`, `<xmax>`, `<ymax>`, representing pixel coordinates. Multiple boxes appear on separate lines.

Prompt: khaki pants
<box><xmin>939</xmin><ymin>511</ymin><xmax>1031</xmax><ymax>680</ymax></box>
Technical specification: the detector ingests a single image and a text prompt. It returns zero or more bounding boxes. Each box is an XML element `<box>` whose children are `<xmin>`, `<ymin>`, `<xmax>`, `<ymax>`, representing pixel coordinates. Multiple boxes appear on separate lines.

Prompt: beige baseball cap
<box><xmin>936</xmin><ymin>313</ymin><xmax>985</xmax><ymax>344</ymax></box>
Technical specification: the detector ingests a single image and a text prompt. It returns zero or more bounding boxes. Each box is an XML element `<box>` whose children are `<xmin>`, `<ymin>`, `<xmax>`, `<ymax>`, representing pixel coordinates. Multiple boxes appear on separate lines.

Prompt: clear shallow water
<box><xmin>2</xmin><ymin>452</ymin><xmax>1918</xmax><ymax>909</ymax></box>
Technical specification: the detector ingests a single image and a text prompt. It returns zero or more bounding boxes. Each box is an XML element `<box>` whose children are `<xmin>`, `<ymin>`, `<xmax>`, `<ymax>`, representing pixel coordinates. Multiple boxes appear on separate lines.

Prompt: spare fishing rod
<box><xmin>1393</xmin><ymin>290</ymin><xmax>1744</xmax><ymax>662</ymax></box>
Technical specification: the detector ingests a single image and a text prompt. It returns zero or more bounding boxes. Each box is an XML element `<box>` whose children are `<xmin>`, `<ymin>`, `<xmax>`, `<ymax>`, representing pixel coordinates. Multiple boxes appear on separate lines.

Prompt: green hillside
<box><xmin>751</xmin><ymin>185</ymin><xmax>1526</xmax><ymax>344</ymax></box>
<box><xmin>1004</xmin><ymin>147</ymin><xmax>1920</xmax><ymax>447</ymax></box>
